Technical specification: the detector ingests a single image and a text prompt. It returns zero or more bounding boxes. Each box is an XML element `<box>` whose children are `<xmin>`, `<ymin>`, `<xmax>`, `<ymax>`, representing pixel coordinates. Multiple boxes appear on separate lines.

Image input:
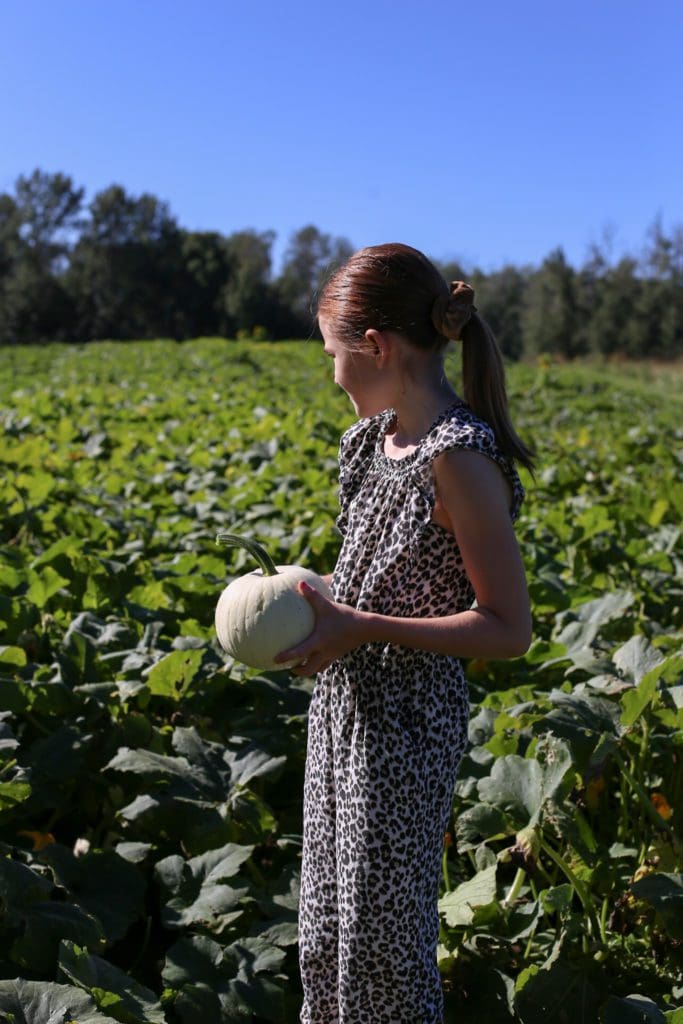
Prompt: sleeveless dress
<box><xmin>298</xmin><ymin>399</ymin><xmax>524</xmax><ymax>1024</ymax></box>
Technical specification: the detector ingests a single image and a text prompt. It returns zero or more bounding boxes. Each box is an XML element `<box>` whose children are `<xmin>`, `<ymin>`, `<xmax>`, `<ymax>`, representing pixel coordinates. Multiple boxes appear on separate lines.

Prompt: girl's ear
<box><xmin>364</xmin><ymin>328</ymin><xmax>392</xmax><ymax>365</ymax></box>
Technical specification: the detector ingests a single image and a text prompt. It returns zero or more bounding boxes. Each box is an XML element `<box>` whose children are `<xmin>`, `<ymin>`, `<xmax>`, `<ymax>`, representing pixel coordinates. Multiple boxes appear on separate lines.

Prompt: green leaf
<box><xmin>477</xmin><ymin>737</ymin><xmax>573</xmax><ymax>829</ymax></box>
<box><xmin>107</xmin><ymin>729</ymin><xmax>232</xmax><ymax>805</ymax></box>
<box><xmin>155</xmin><ymin>843</ymin><xmax>253</xmax><ymax>931</ymax></box>
<box><xmin>523</xmin><ymin>639</ymin><xmax>570</xmax><ymax>666</ymax></box>
<box><xmin>223</xmin><ymin>939</ymin><xmax>286</xmax><ymax>1022</ymax></box>
<box><xmin>514</xmin><ymin>955</ymin><xmax>601</xmax><ymax>1023</ymax></box>
<box><xmin>39</xmin><ymin>845</ymin><xmax>146</xmax><ymax>944</ymax></box>
<box><xmin>648</xmin><ymin>498</ymin><xmax>669</xmax><ymax>527</ymax></box>
<box><xmin>12</xmin><ymin>900</ymin><xmax>106</xmax><ymax>974</ymax></box>
<box><xmin>106</xmin><ymin>745</ymin><xmax>200</xmax><ymax>785</ymax></box>
<box><xmin>0</xmin><ymin>779</ymin><xmax>32</xmax><ymax>815</ymax></box>
<box><xmin>172</xmin><ymin>727</ymin><xmax>235</xmax><ymax>790</ymax></box>
<box><xmin>0</xmin><ymin>678</ymin><xmax>29</xmax><ymax>714</ymax></box>
<box><xmin>0</xmin><ymin>562</ymin><xmax>24</xmax><ymax>591</ymax></box>
<box><xmin>0</xmin><ymin>646</ymin><xmax>27</xmax><ymax>668</ymax></box>
<box><xmin>613</xmin><ymin>634</ymin><xmax>664</xmax><ymax>685</ymax></box>
<box><xmin>630</xmin><ymin>872</ymin><xmax>683</xmax><ymax>939</ymax></box>
<box><xmin>575</xmin><ymin>503</ymin><xmax>615</xmax><ymax>541</ymax></box>
<box><xmin>168</xmin><ymin>984</ymin><xmax>223</xmax><ymax>1023</ymax></box>
<box><xmin>539</xmin><ymin>884</ymin><xmax>574</xmax><ymax>916</ymax></box>
<box><xmin>0</xmin><ymin>855</ymin><xmax>53</xmax><ymax>919</ymax></box>
<box><xmin>0</xmin><ymin>979</ymin><xmax>113</xmax><ymax>1024</ymax></box>
<box><xmin>227</xmin><ymin>745</ymin><xmax>287</xmax><ymax>787</ymax></box>
<box><xmin>438</xmin><ymin>863</ymin><xmax>497</xmax><ymax>926</ymax></box>
<box><xmin>114</xmin><ymin>841</ymin><xmax>154</xmax><ymax>864</ymax></box>
<box><xmin>504</xmin><ymin>900</ymin><xmax>542</xmax><ymax>940</ymax></box>
<box><xmin>540</xmin><ymin>691</ymin><xmax>622</xmax><ymax>770</ymax></box>
<box><xmin>454</xmin><ymin>802</ymin><xmax>509</xmax><ymax>849</ymax></box>
<box><xmin>23</xmin><ymin>725</ymin><xmax>89</xmax><ymax>790</ymax></box>
<box><xmin>161</xmin><ymin>934</ymin><xmax>228</xmax><ymax>993</ymax></box>
<box><xmin>601</xmin><ymin>994</ymin><xmax>666</xmax><ymax>1023</ymax></box>
<box><xmin>25</xmin><ymin>566</ymin><xmax>71</xmax><ymax>609</ymax></box>
<box><xmin>161</xmin><ymin>932</ymin><xmax>287</xmax><ymax>1022</ymax></box>
<box><xmin>58</xmin><ymin>940</ymin><xmax>167</xmax><ymax>1023</ymax></box>
<box><xmin>553</xmin><ymin>590</ymin><xmax>635</xmax><ymax>652</ymax></box>
<box><xmin>161</xmin><ymin>935</ymin><xmax>250</xmax><ymax>1024</ymax></box>
<box><xmin>620</xmin><ymin>672</ymin><xmax>660</xmax><ymax>728</ymax></box>
<box><xmin>146</xmin><ymin>649</ymin><xmax>206</xmax><ymax>699</ymax></box>
<box><xmin>30</xmin><ymin>535</ymin><xmax>84</xmax><ymax>571</ymax></box>
<box><xmin>231</xmin><ymin>974</ymin><xmax>284</xmax><ymax>1022</ymax></box>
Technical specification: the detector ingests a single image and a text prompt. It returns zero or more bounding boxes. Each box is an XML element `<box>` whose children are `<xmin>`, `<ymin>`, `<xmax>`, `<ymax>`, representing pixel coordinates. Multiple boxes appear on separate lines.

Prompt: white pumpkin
<box><xmin>214</xmin><ymin>533</ymin><xmax>331</xmax><ymax>670</ymax></box>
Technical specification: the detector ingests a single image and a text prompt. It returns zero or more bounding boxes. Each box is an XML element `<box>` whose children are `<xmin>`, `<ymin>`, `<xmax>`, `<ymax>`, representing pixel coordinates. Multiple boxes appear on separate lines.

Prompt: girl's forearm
<box><xmin>352</xmin><ymin>605</ymin><xmax>532</xmax><ymax>660</ymax></box>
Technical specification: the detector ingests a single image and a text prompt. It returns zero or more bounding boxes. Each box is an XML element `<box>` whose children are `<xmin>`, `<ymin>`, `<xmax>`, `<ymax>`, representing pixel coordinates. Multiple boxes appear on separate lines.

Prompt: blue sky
<box><xmin>1</xmin><ymin>0</ymin><xmax>681</xmax><ymax>273</ymax></box>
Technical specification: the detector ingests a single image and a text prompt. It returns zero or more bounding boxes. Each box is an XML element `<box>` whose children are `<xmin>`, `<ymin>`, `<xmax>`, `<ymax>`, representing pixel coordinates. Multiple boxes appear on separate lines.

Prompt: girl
<box><xmin>276</xmin><ymin>243</ymin><xmax>534</xmax><ymax>1023</ymax></box>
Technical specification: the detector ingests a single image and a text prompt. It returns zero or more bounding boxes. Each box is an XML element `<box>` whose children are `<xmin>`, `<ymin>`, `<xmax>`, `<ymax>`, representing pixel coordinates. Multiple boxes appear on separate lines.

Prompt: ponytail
<box><xmin>461</xmin><ymin>313</ymin><xmax>535</xmax><ymax>473</ymax></box>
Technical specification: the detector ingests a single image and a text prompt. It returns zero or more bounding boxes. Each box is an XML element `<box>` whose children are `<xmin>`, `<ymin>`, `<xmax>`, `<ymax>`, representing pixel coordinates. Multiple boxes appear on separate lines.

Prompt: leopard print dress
<box><xmin>298</xmin><ymin>399</ymin><xmax>524</xmax><ymax>1024</ymax></box>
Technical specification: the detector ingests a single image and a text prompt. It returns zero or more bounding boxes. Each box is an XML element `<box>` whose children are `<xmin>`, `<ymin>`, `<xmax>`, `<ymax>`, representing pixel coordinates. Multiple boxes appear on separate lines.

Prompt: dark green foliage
<box><xmin>0</xmin><ymin>342</ymin><xmax>681</xmax><ymax>1021</ymax></box>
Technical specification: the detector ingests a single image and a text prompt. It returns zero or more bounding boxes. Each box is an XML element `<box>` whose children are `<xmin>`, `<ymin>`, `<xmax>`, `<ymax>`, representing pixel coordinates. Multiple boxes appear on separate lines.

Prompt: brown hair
<box><xmin>317</xmin><ymin>242</ymin><xmax>535</xmax><ymax>472</ymax></box>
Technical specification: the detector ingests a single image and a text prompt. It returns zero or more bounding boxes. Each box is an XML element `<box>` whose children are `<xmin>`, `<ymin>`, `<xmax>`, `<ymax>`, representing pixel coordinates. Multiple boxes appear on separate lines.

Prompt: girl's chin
<box><xmin>347</xmin><ymin>395</ymin><xmax>386</xmax><ymax>419</ymax></box>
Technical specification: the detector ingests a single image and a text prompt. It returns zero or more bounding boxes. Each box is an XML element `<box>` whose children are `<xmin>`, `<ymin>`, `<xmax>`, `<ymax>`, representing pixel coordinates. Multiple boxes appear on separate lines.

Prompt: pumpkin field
<box><xmin>0</xmin><ymin>339</ymin><xmax>682</xmax><ymax>1024</ymax></box>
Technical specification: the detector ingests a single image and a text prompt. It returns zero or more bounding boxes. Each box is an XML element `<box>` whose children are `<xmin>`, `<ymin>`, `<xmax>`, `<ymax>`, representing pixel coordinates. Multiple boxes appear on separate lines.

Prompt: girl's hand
<box><xmin>275</xmin><ymin>581</ymin><xmax>364</xmax><ymax>675</ymax></box>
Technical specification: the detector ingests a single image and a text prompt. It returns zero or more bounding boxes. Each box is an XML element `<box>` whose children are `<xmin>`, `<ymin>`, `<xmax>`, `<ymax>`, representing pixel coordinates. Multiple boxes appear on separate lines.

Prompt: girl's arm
<box><xmin>277</xmin><ymin>449</ymin><xmax>532</xmax><ymax>675</ymax></box>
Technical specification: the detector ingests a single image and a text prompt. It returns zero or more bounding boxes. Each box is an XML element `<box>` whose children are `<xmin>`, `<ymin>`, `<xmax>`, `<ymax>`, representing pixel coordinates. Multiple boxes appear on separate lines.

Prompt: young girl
<box><xmin>276</xmin><ymin>243</ymin><xmax>534</xmax><ymax>1024</ymax></box>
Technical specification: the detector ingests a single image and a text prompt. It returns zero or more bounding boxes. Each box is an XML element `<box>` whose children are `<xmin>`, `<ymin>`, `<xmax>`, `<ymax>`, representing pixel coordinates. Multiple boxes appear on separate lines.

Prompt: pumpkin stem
<box><xmin>216</xmin><ymin>532</ymin><xmax>279</xmax><ymax>576</ymax></box>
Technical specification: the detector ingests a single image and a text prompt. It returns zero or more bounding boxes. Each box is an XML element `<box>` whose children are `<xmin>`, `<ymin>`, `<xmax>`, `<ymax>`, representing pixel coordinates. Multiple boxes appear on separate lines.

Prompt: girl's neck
<box><xmin>388</xmin><ymin>379</ymin><xmax>460</xmax><ymax>451</ymax></box>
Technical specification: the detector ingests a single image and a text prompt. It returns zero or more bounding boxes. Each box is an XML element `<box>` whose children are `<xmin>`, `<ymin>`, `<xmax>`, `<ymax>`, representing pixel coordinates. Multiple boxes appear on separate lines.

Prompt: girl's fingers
<box><xmin>275</xmin><ymin>639</ymin><xmax>320</xmax><ymax>665</ymax></box>
<box><xmin>298</xmin><ymin>580</ymin><xmax>329</xmax><ymax>605</ymax></box>
<box><xmin>275</xmin><ymin>647</ymin><xmax>330</xmax><ymax>675</ymax></box>
<box><xmin>274</xmin><ymin>646</ymin><xmax>306</xmax><ymax>665</ymax></box>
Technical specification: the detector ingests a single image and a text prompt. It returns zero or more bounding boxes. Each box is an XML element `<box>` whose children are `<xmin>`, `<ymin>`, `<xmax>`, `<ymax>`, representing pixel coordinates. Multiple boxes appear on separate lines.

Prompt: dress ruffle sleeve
<box><xmin>410</xmin><ymin>404</ymin><xmax>525</xmax><ymax>524</ymax></box>
<box><xmin>336</xmin><ymin>415</ymin><xmax>383</xmax><ymax>536</ymax></box>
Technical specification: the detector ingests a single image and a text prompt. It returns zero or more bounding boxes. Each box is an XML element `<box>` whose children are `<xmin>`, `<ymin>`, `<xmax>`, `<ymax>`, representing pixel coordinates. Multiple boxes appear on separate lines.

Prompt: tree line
<box><xmin>1</xmin><ymin>169</ymin><xmax>681</xmax><ymax>358</ymax></box>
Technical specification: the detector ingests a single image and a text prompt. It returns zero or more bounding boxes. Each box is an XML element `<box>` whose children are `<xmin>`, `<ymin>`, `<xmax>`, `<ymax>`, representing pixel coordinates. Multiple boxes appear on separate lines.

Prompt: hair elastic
<box><xmin>431</xmin><ymin>281</ymin><xmax>477</xmax><ymax>340</ymax></box>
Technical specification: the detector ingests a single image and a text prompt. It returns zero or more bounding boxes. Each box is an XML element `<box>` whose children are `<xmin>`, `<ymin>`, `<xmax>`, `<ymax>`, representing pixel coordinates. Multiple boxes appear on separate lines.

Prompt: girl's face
<box><xmin>319</xmin><ymin>316</ymin><xmax>390</xmax><ymax>418</ymax></box>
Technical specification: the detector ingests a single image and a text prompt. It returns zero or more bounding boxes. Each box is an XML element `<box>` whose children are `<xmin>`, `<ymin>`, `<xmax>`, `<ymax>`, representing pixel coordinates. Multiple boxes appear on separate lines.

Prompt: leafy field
<box><xmin>1</xmin><ymin>340</ymin><xmax>682</xmax><ymax>1024</ymax></box>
